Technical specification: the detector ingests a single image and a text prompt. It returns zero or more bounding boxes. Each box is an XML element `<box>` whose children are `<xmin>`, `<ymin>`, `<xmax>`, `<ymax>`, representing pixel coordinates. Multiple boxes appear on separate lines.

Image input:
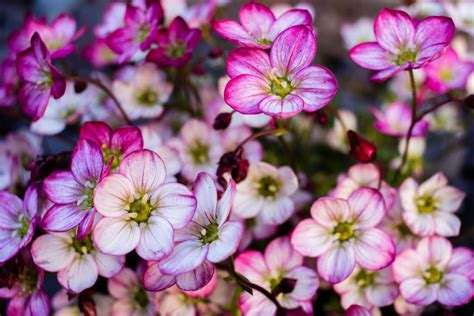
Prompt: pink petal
<box><xmin>270</xmin><ymin>25</ymin><xmax>316</xmax><ymax>75</ymax></box>
<box><xmin>227</xmin><ymin>48</ymin><xmax>272</xmax><ymax>78</ymax></box>
<box><xmin>317</xmin><ymin>244</ymin><xmax>356</xmax><ymax>284</ymax></box>
<box><xmin>50</xmin><ymin>65</ymin><xmax>66</xmax><ymax>99</ymax></box>
<box><xmin>433</xmin><ymin>212</ymin><xmax>460</xmax><ymax>237</ymax></box>
<box><xmin>448</xmin><ymin>248</ymin><xmax>474</xmax><ymax>278</ymax></box>
<box><xmin>265</xmin><ymin>236</ymin><xmax>302</xmax><ymax>273</ymax></box>
<box><xmin>278</xmin><ymin>166</ymin><xmax>298</xmax><ymax>196</ymax></box>
<box><xmin>354</xmin><ymin>228</ymin><xmax>395</xmax><ymax>270</ymax></box>
<box><xmin>402</xmin><ymin>212</ymin><xmax>435</xmax><ymax>236</ymax></box>
<box><xmin>175</xmin><ymin>261</ymin><xmax>216</xmax><ymax>291</ymax></box>
<box><xmin>193</xmin><ymin>172</ymin><xmax>218</xmax><ymax>219</ymax></box>
<box><xmin>135</xmin><ymin>215</ymin><xmax>174</xmax><ymax>261</ymax></box>
<box><xmin>239</xmin><ymin>2</ymin><xmax>275</xmax><ymax>41</ymax></box>
<box><xmin>437</xmin><ymin>274</ymin><xmax>472</xmax><ymax>306</ymax></box>
<box><xmin>94</xmin><ymin>173</ymin><xmax>134</xmax><ymax>218</ymax></box>
<box><xmin>291</xmin><ymin>219</ymin><xmax>334</xmax><ymax>258</ymax></box>
<box><xmin>224</xmin><ymin>74</ymin><xmax>268</xmax><ymax>114</ymax></box>
<box><xmin>374</xmin><ymin>8</ymin><xmax>415</xmax><ymax>54</ymax></box>
<box><xmin>44</xmin><ymin>171</ymin><xmax>82</xmax><ymax>204</ymax></box>
<box><xmin>151</xmin><ymin>182</ymin><xmax>196</xmax><ymax>229</ymax></box>
<box><xmin>347</xmin><ymin>187</ymin><xmax>386</xmax><ymax>229</ymax></box>
<box><xmin>217</xmin><ymin>180</ymin><xmax>235</xmax><ymax>225</ymax></box>
<box><xmin>93</xmin><ymin>251</ymin><xmax>125</xmax><ymax>278</ymax></box>
<box><xmin>93</xmin><ymin>217</ymin><xmax>140</xmax><ymax>255</ymax></box>
<box><xmin>159</xmin><ymin>240</ymin><xmax>208</xmax><ymax>275</ymax></box>
<box><xmin>207</xmin><ymin>221</ymin><xmax>243</xmax><ymax>263</ymax></box>
<box><xmin>310</xmin><ymin>197</ymin><xmax>351</xmax><ymax>228</ymax></box>
<box><xmin>370</xmin><ymin>65</ymin><xmax>406</xmax><ymax>82</ymax></box>
<box><xmin>234</xmin><ymin>250</ymin><xmax>268</xmax><ymax>285</ymax></box>
<box><xmin>292</xmin><ymin>65</ymin><xmax>338</xmax><ymax>112</ymax></box>
<box><xmin>25</xmin><ymin>290</ymin><xmax>50</xmax><ymax>316</ymax></box>
<box><xmin>77</xmin><ymin>209</ymin><xmax>95</xmax><ymax>240</ymax></box>
<box><xmin>258</xmin><ymin>196</ymin><xmax>295</xmax><ymax>225</ymax></box>
<box><xmin>346</xmin><ymin>305</ymin><xmax>372</xmax><ymax>316</ymax></box>
<box><xmin>414</xmin><ymin>16</ymin><xmax>455</xmax><ymax>65</ymax></box>
<box><xmin>286</xmin><ymin>266</ymin><xmax>319</xmax><ymax>301</ymax></box>
<box><xmin>400</xmin><ymin>278</ymin><xmax>437</xmax><ymax>305</ymax></box>
<box><xmin>143</xmin><ymin>262</ymin><xmax>176</xmax><ymax>292</ymax></box>
<box><xmin>392</xmin><ymin>249</ymin><xmax>421</xmax><ymax>283</ymax></box>
<box><xmin>58</xmin><ymin>255</ymin><xmax>98</xmax><ymax>293</ymax></box>
<box><xmin>258</xmin><ymin>94</ymin><xmax>304</xmax><ymax>118</ymax></box>
<box><xmin>71</xmin><ymin>139</ymin><xmax>104</xmax><ymax>185</ymax></box>
<box><xmin>110</xmin><ymin>126</ymin><xmax>144</xmax><ymax>156</ymax></box>
<box><xmin>212</xmin><ymin>20</ymin><xmax>257</xmax><ymax>47</ymax></box>
<box><xmin>239</xmin><ymin>292</ymin><xmax>275</xmax><ymax>316</ymax></box>
<box><xmin>349</xmin><ymin>42</ymin><xmax>394</xmax><ymax>70</ymax></box>
<box><xmin>108</xmin><ymin>268</ymin><xmax>138</xmax><ymax>299</ymax></box>
<box><xmin>268</xmin><ymin>9</ymin><xmax>312</xmax><ymax>40</ymax></box>
<box><xmin>417</xmin><ymin>236</ymin><xmax>452</xmax><ymax>268</ymax></box>
<box><xmin>31</xmin><ymin>233</ymin><xmax>75</xmax><ymax>272</ymax></box>
<box><xmin>366</xmin><ymin>283</ymin><xmax>399</xmax><ymax>307</ymax></box>
<box><xmin>41</xmin><ymin>204</ymin><xmax>86</xmax><ymax>232</ymax></box>
<box><xmin>79</xmin><ymin>121</ymin><xmax>112</xmax><ymax>146</ymax></box>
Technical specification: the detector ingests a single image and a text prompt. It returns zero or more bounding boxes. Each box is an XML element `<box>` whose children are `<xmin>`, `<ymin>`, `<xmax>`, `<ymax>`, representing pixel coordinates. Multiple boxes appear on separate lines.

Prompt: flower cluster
<box><xmin>0</xmin><ymin>1</ymin><xmax>473</xmax><ymax>316</ymax></box>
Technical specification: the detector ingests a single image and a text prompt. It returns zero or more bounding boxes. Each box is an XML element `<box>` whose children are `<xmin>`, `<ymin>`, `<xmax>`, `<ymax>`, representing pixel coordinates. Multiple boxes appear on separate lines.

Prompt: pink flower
<box><xmin>159</xmin><ymin>173</ymin><xmax>243</xmax><ymax>275</ymax></box>
<box><xmin>106</xmin><ymin>3</ymin><xmax>162</xmax><ymax>63</ymax></box>
<box><xmin>235</xmin><ymin>236</ymin><xmax>319</xmax><ymax>315</ymax></box>
<box><xmin>31</xmin><ymin>226</ymin><xmax>125</xmax><ymax>293</ymax></box>
<box><xmin>372</xmin><ymin>102</ymin><xmax>429</xmax><ymax>137</ymax></box>
<box><xmin>392</xmin><ymin>236</ymin><xmax>473</xmax><ymax>306</ymax></box>
<box><xmin>79</xmin><ymin>121</ymin><xmax>143</xmax><ymax>171</ymax></box>
<box><xmin>224</xmin><ymin>25</ymin><xmax>337</xmax><ymax>118</ymax></box>
<box><xmin>399</xmin><ymin>172</ymin><xmax>465</xmax><ymax>237</ymax></box>
<box><xmin>0</xmin><ymin>186</ymin><xmax>38</xmax><ymax>264</ymax></box>
<box><xmin>233</xmin><ymin>162</ymin><xmax>298</xmax><ymax>225</ymax></box>
<box><xmin>93</xmin><ymin>150</ymin><xmax>196</xmax><ymax>260</ymax></box>
<box><xmin>350</xmin><ymin>8</ymin><xmax>455</xmax><ymax>82</ymax></box>
<box><xmin>146</xmin><ymin>17</ymin><xmax>201</xmax><ymax>67</ymax></box>
<box><xmin>42</xmin><ymin>139</ymin><xmax>109</xmax><ymax>239</ymax></box>
<box><xmin>291</xmin><ymin>188</ymin><xmax>396</xmax><ymax>283</ymax></box>
<box><xmin>424</xmin><ymin>47</ymin><xmax>474</xmax><ymax>93</ymax></box>
<box><xmin>213</xmin><ymin>1</ymin><xmax>312</xmax><ymax>49</ymax></box>
<box><xmin>15</xmin><ymin>33</ymin><xmax>66</xmax><ymax>121</ymax></box>
<box><xmin>334</xmin><ymin>266</ymin><xmax>399</xmax><ymax>310</ymax></box>
<box><xmin>0</xmin><ymin>57</ymin><xmax>19</xmax><ymax>107</ymax></box>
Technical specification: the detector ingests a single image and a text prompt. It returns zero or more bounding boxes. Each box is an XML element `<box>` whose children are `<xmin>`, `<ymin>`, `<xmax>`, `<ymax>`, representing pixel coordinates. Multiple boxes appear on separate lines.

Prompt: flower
<box><xmin>31</xmin><ymin>227</ymin><xmax>125</xmax><ymax>293</ymax></box>
<box><xmin>327</xmin><ymin>109</ymin><xmax>357</xmax><ymax>152</ymax></box>
<box><xmin>443</xmin><ymin>1</ymin><xmax>474</xmax><ymax>36</ymax></box>
<box><xmin>224</xmin><ymin>25</ymin><xmax>337</xmax><ymax>118</ymax></box>
<box><xmin>106</xmin><ymin>2</ymin><xmax>162</xmax><ymax>63</ymax></box>
<box><xmin>291</xmin><ymin>188</ymin><xmax>396</xmax><ymax>283</ymax></box>
<box><xmin>392</xmin><ymin>236</ymin><xmax>473</xmax><ymax>306</ymax></box>
<box><xmin>334</xmin><ymin>266</ymin><xmax>399</xmax><ymax>310</ymax></box>
<box><xmin>213</xmin><ymin>1</ymin><xmax>312</xmax><ymax>49</ymax></box>
<box><xmin>15</xmin><ymin>32</ymin><xmax>66</xmax><ymax>121</ymax></box>
<box><xmin>235</xmin><ymin>236</ymin><xmax>319</xmax><ymax>315</ymax></box>
<box><xmin>42</xmin><ymin>139</ymin><xmax>109</xmax><ymax>239</ymax></box>
<box><xmin>0</xmin><ymin>186</ymin><xmax>38</xmax><ymax>264</ymax></box>
<box><xmin>350</xmin><ymin>8</ymin><xmax>455</xmax><ymax>82</ymax></box>
<box><xmin>79</xmin><ymin>121</ymin><xmax>143</xmax><ymax>171</ymax></box>
<box><xmin>159</xmin><ymin>173</ymin><xmax>243</xmax><ymax>275</ymax></box>
<box><xmin>399</xmin><ymin>172</ymin><xmax>465</xmax><ymax>237</ymax></box>
<box><xmin>390</xmin><ymin>137</ymin><xmax>426</xmax><ymax>177</ymax></box>
<box><xmin>93</xmin><ymin>149</ymin><xmax>196</xmax><ymax>260</ymax></box>
<box><xmin>347</xmin><ymin>131</ymin><xmax>377</xmax><ymax>164</ymax></box>
<box><xmin>372</xmin><ymin>102</ymin><xmax>429</xmax><ymax>137</ymax></box>
<box><xmin>112</xmin><ymin>63</ymin><xmax>172</xmax><ymax>120</ymax></box>
<box><xmin>146</xmin><ymin>17</ymin><xmax>201</xmax><ymax>67</ymax></box>
<box><xmin>233</xmin><ymin>161</ymin><xmax>298</xmax><ymax>225</ymax></box>
<box><xmin>340</xmin><ymin>17</ymin><xmax>375</xmax><ymax>50</ymax></box>
<box><xmin>424</xmin><ymin>47</ymin><xmax>474</xmax><ymax>93</ymax></box>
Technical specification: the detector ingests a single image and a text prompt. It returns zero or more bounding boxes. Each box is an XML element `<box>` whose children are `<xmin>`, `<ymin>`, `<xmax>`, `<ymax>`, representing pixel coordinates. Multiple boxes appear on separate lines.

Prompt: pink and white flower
<box><xmin>327</xmin><ymin>109</ymin><xmax>357</xmax><ymax>152</ymax></box>
<box><xmin>224</xmin><ymin>25</ymin><xmax>337</xmax><ymax>118</ymax></box>
<box><xmin>15</xmin><ymin>33</ymin><xmax>66</xmax><ymax>121</ymax></box>
<box><xmin>392</xmin><ymin>236</ymin><xmax>473</xmax><ymax>306</ymax></box>
<box><xmin>350</xmin><ymin>8</ymin><xmax>455</xmax><ymax>82</ymax></box>
<box><xmin>213</xmin><ymin>1</ymin><xmax>312</xmax><ymax>49</ymax></box>
<box><xmin>0</xmin><ymin>186</ymin><xmax>38</xmax><ymax>264</ymax></box>
<box><xmin>340</xmin><ymin>17</ymin><xmax>375</xmax><ymax>50</ymax></box>
<box><xmin>233</xmin><ymin>161</ymin><xmax>298</xmax><ymax>225</ymax></box>
<box><xmin>291</xmin><ymin>188</ymin><xmax>396</xmax><ymax>283</ymax></box>
<box><xmin>235</xmin><ymin>236</ymin><xmax>319</xmax><ymax>315</ymax></box>
<box><xmin>372</xmin><ymin>102</ymin><xmax>429</xmax><ymax>137</ymax></box>
<box><xmin>42</xmin><ymin>139</ymin><xmax>109</xmax><ymax>239</ymax></box>
<box><xmin>93</xmin><ymin>149</ymin><xmax>196</xmax><ymax>260</ymax></box>
<box><xmin>399</xmin><ymin>172</ymin><xmax>465</xmax><ymax>237</ymax></box>
<box><xmin>31</xmin><ymin>227</ymin><xmax>125</xmax><ymax>293</ymax></box>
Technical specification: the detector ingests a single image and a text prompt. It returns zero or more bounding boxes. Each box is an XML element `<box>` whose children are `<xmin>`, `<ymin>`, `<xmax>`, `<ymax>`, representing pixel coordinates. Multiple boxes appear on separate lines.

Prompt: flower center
<box><xmin>77</xmin><ymin>181</ymin><xmax>96</xmax><ymax>210</ymax></box>
<box><xmin>333</xmin><ymin>222</ymin><xmax>355</xmax><ymax>242</ymax></box>
<box><xmin>18</xmin><ymin>266</ymin><xmax>39</xmax><ymax>294</ymax></box>
<box><xmin>257</xmin><ymin>38</ymin><xmax>272</xmax><ymax>46</ymax></box>
<box><xmin>354</xmin><ymin>269</ymin><xmax>374</xmax><ymax>287</ymax></box>
<box><xmin>423</xmin><ymin>266</ymin><xmax>443</xmax><ymax>284</ymax></box>
<box><xmin>440</xmin><ymin>69</ymin><xmax>454</xmax><ymax>82</ymax></box>
<box><xmin>396</xmin><ymin>221</ymin><xmax>412</xmax><ymax>237</ymax></box>
<box><xmin>256</xmin><ymin>176</ymin><xmax>280</xmax><ymax>198</ymax></box>
<box><xmin>137</xmin><ymin>88</ymin><xmax>158</xmax><ymax>106</ymax></box>
<box><xmin>167</xmin><ymin>42</ymin><xmax>186</xmax><ymax>58</ymax></box>
<box><xmin>17</xmin><ymin>214</ymin><xmax>30</xmax><ymax>238</ymax></box>
<box><xmin>189</xmin><ymin>142</ymin><xmax>210</xmax><ymax>164</ymax></box>
<box><xmin>71</xmin><ymin>234</ymin><xmax>94</xmax><ymax>255</ymax></box>
<box><xmin>127</xmin><ymin>194</ymin><xmax>153</xmax><ymax>223</ymax></box>
<box><xmin>138</xmin><ymin>26</ymin><xmax>150</xmax><ymax>43</ymax></box>
<box><xmin>270</xmin><ymin>77</ymin><xmax>293</xmax><ymax>98</ymax></box>
<box><xmin>200</xmin><ymin>222</ymin><xmax>219</xmax><ymax>244</ymax></box>
<box><xmin>134</xmin><ymin>287</ymin><xmax>149</xmax><ymax>309</ymax></box>
<box><xmin>101</xmin><ymin>144</ymin><xmax>121</xmax><ymax>170</ymax></box>
<box><xmin>416</xmin><ymin>195</ymin><xmax>438</xmax><ymax>214</ymax></box>
<box><xmin>393</xmin><ymin>49</ymin><xmax>418</xmax><ymax>66</ymax></box>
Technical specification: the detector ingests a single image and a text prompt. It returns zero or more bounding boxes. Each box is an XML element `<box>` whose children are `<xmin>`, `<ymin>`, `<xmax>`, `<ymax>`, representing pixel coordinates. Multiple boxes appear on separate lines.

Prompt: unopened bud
<box><xmin>347</xmin><ymin>130</ymin><xmax>377</xmax><ymax>163</ymax></box>
<box><xmin>213</xmin><ymin>112</ymin><xmax>233</xmax><ymax>130</ymax></box>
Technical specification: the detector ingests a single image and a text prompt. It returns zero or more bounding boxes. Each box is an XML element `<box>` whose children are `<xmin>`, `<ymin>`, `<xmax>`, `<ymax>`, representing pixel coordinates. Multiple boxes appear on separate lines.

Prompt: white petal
<box><xmin>94</xmin><ymin>174</ymin><xmax>133</xmax><ymax>217</ymax></box>
<box><xmin>317</xmin><ymin>243</ymin><xmax>356</xmax><ymax>284</ymax></box>
<box><xmin>207</xmin><ymin>221</ymin><xmax>243</xmax><ymax>263</ymax></box>
<box><xmin>93</xmin><ymin>251</ymin><xmax>125</xmax><ymax>278</ymax></box>
<box><xmin>135</xmin><ymin>215</ymin><xmax>174</xmax><ymax>261</ymax></box>
<box><xmin>291</xmin><ymin>219</ymin><xmax>334</xmax><ymax>257</ymax></box>
<box><xmin>31</xmin><ymin>233</ymin><xmax>75</xmax><ymax>272</ymax></box>
<box><xmin>151</xmin><ymin>183</ymin><xmax>196</xmax><ymax>229</ymax></box>
<box><xmin>58</xmin><ymin>255</ymin><xmax>98</xmax><ymax>293</ymax></box>
<box><xmin>93</xmin><ymin>217</ymin><xmax>140</xmax><ymax>255</ymax></box>
<box><xmin>175</xmin><ymin>261</ymin><xmax>216</xmax><ymax>291</ymax></box>
<box><xmin>159</xmin><ymin>240</ymin><xmax>208</xmax><ymax>275</ymax></box>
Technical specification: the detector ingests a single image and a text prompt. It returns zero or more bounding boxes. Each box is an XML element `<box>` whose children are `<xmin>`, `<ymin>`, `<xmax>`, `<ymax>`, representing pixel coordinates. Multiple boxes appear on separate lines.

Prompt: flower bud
<box><xmin>316</xmin><ymin>110</ymin><xmax>328</xmax><ymax>125</ymax></box>
<box><xmin>213</xmin><ymin>112</ymin><xmax>233</xmax><ymax>130</ymax></box>
<box><xmin>347</xmin><ymin>130</ymin><xmax>377</xmax><ymax>163</ymax></box>
<box><xmin>74</xmin><ymin>80</ymin><xmax>88</xmax><ymax>93</ymax></box>
<box><xmin>464</xmin><ymin>94</ymin><xmax>474</xmax><ymax>110</ymax></box>
<box><xmin>231</xmin><ymin>159</ymin><xmax>249</xmax><ymax>183</ymax></box>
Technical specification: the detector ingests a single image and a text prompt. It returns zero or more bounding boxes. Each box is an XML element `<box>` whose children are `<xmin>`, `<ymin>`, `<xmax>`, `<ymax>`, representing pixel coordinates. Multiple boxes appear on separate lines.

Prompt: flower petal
<box><xmin>347</xmin><ymin>187</ymin><xmax>386</xmax><ymax>229</ymax></box>
<box><xmin>224</xmin><ymin>74</ymin><xmax>268</xmax><ymax>114</ymax></box>
<box><xmin>136</xmin><ymin>215</ymin><xmax>174</xmax><ymax>261</ymax></box>
<box><xmin>433</xmin><ymin>186</ymin><xmax>465</xmax><ymax>213</ymax></box>
<box><xmin>176</xmin><ymin>261</ymin><xmax>216</xmax><ymax>291</ymax></box>
<box><xmin>392</xmin><ymin>249</ymin><xmax>421</xmax><ymax>283</ymax></box>
<box><xmin>93</xmin><ymin>217</ymin><xmax>140</xmax><ymax>255</ymax></box>
<box><xmin>71</xmin><ymin>139</ymin><xmax>104</xmax><ymax>185</ymax></box>
<box><xmin>234</xmin><ymin>250</ymin><xmax>268</xmax><ymax>285</ymax></box>
<box><xmin>448</xmin><ymin>247</ymin><xmax>474</xmax><ymax>278</ymax></box>
<box><xmin>366</xmin><ymin>283</ymin><xmax>399</xmax><ymax>307</ymax></box>
<box><xmin>268</xmin><ymin>9</ymin><xmax>312</xmax><ymax>40</ymax></box>
<box><xmin>317</xmin><ymin>244</ymin><xmax>356</xmax><ymax>283</ymax></box>
<box><xmin>265</xmin><ymin>236</ymin><xmax>302</xmax><ymax>273</ymax></box>
<box><xmin>374</xmin><ymin>8</ymin><xmax>415</xmax><ymax>54</ymax></box>
<box><xmin>152</xmin><ymin>183</ymin><xmax>196</xmax><ymax>229</ymax></box>
<box><xmin>227</xmin><ymin>48</ymin><xmax>272</xmax><ymax>78</ymax></box>
<box><xmin>213</xmin><ymin>20</ymin><xmax>257</xmax><ymax>47</ymax></box>
<box><xmin>207</xmin><ymin>221</ymin><xmax>243</xmax><ymax>263</ymax></box>
<box><xmin>286</xmin><ymin>266</ymin><xmax>319</xmax><ymax>301</ymax></box>
<box><xmin>354</xmin><ymin>228</ymin><xmax>395</xmax><ymax>270</ymax></box>
<box><xmin>370</xmin><ymin>65</ymin><xmax>405</xmax><ymax>82</ymax></box>
<box><xmin>239</xmin><ymin>2</ymin><xmax>275</xmax><ymax>41</ymax></box>
<box><xmin>41</xmin><ymin>204</ymin><xmax>86</xmax><ymax>232</ymax></box>
<box><xmin>44</xmin><ymin>171</ymin><xmax>81</xmax><ymax>204</ymax></box>
<box><xmin>58</xmin><ymin>255</ymin><xmax>98</xmax><ymax>293</ymax></box>
<box><xmin>349</xmin><ymin>42</ymin><xmax>394</xmax><ymax>70</ymax></box>
<box><xmin>193</xmin><ymin>172</ymin><xmax>218</xmax><ymax>220</ymax></box>
<box><xmin>79</xmin><ymin>121</ymin><xmax>112</xmax><ymax>147</ymax></box>
<box><xmin>433</xmin><ymin>212</ymin><xmax>460</xmax><ymax>237</ymax></box>
<box><xmin>93</xmin><ymin>251</ymin><xmax>125</xmax><ymax>278</ymax></box>
<box><xmin>414</xmin><ymin>16</ymin><xmax>455</xmax><ymax>65</ymax></box>
<box><xmin>110</xmin><ymin>126</ymin><xmax>144</xmax><ymax>156</ymax></box>
<box><xmin>94</xmin><ymin>174</ymin><xmax>133</xmax><ymax>217</ymax></box>
<box><xmin>258</xmin><ymin>196</ymin><xmax>294</xmax><ymax>225</ymax></box>
<box><xmin>31</xmin><ymin>233</ymin><xmax>75</xmax><ymax>272</ymax></box>
<box><xmin>291</xmin><ymin>219</ymin><xmax>334</xmax><ymax>257</ymax></box>
<box><xmin>311</xmin><ymin>197</ymin><xmax>351</xmax><ymax>228</ymax></box>
<box><xmin>108</xmin><ymin>268</ymin><xmax>138</xmax><ymax>299</ymax></box>
<box><xmin>258</xmin><ymin>94</ymin><xmax>304</xmax><ymax>119</ymax></box>
<box><xmin>400</xmin><ymin>278</ymin><xmax>437</xmax><ymax>305</ymax></box>
<box><xmin>143</xmin><ymin>261</ymin><xmax>176</xmax><ymax>292</ymax></box>
<box><xmin>217</xmin><ymin>180</ymin><xmax>235</xmax><ymax>225</ymax></box>
<box><xmin>159</xmin><ymin>240</ymin><xmax>208</xmax><ymax>275</ymax></box>
<box><xmin>437</xmin><ymin>274</ymin><xmax>472</xmax><ymax>306</ymax></box>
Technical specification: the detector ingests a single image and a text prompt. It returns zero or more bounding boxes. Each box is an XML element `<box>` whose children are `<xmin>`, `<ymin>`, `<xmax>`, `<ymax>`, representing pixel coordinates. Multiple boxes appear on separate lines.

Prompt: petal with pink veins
<box><xmin>400</xmin><ymin>278</ymin><xmax>437</xmax><ymax>305</ymax></box>
<box><xmin>110</xmin><ymin>126</ymin><xmax>144</xmax><ymax>156</ymax></box>
<box><xmin>44</xmin><ymin>171</ymin><xmax>82</xmax><ymax>204</ymax></box>
<box><xmin>437</xmin><ymin>274</ymin><xmax>472</xmax><ymax>306</ymax></box>
<box><xmin>258</xmin><ymin>94</ymin><xmax>304</xmax><ymax>118</ymax></box>
<box><xmin>176</xmin><ymin>261</ymin><xmax>216</xmax><ymax>291</ymax></box>
<box><xmin>349</xmin><ymin>42</ymin><xmax>394</xmax><ymax>70</ymax></box>
<box><xmin>433</xmin><ymin>186</ymin><xmax>465</xmax><ymax>213</ymax></box>
<box><xmin>265</xmin><ymin>236</ymin><xmax>302</xmax><ymax>273</ymax></box>
<box><xmin>291</xmin><ymin>219</ymin><xmax>333</xmax><ymax>257</ymax></box>
<box><xmin>268</xmin><ymin>9</ymin><xmax>312</xmax><ymax>40</ymax></box>
<box><xmin>374</xmin><ymin>8</ymin><xmax>415</xmax><ymax>54</ymax></box>
<box><xmin>366</xmin><ymin>283</ymin><xmax>399</xmax><ymax>307</ymax></box>
<box><xmin>433</xmin><ymin>212</ymin><xmax>460</xmax><ymax>237</ymax></box>
<box><xmin>152</xmin><ymin>182</ymin><xmax>196</xmax><ymax>229</ymax></box>
<box><xmin>31</xmin><ymin>233</ymin><xmax>75</xmax><ymax>272</ymax></box>
<box><xmin>414</xmin><ymin>17</ymin><xmax>455</xmax><ymax>65</ymax></box>
<box><xmin>143</xmin><ymin>262</ymin><xmax>176</xmax><ymax>292</ymax></box>
<box><xmin>370</xmin><ymin>65</ymin><xmax>405</xmax><ymax>82</ymax></box>
<box><xmin>207</xmin><ymin>221</ymin><xmax>243</xmax><ymax>263</ymax></box>
<box><xmin>234</xmin><ymin>250</ymin><xmax>268</xmax><ymax>285</ymax></box>
<box><xmin>71</xmin><ymin>139</ymin><xmax>104</xmax><ymax>185</ymax></box>
<box><xmin>239</xmin><ymin>2</ymin><xmax>275</xmax><ymax>41</ymax></box>
<box><xmin>159</xmin><ymin>240</ymin><xmax>208</xmax><ymax>275</ymax></box>
<box><xmin>94</xmin><ymin>174</ymin><xmax>133</xmax><ymax>217</ymax></box>
<box><xmin>93</xmin><ymin>217</ymin><xmax>140</xmax><ymax>255</ymax></box>
<box><xmin>79</xmin><ymin>121</ymin><xmax>112</xmax><ymax>146</ymax></box>
<box><xmin>311</xmin><ymin>197</ymin><xmax>351</xmax><ymax>228</ymax></box>
<box><xmin>217</xmin><ymin>180</ymin><xmax>235</xmax><ymax>225</ymax></box>
<box><xmin>392</xmin><ymin>249</ymin><xmax>421</xmax><ymax>282</ymax></box>
<box><xmin>213</xmin><ymin>20</ymin><xmax>257</xmax><ymax>47</ymax></box>
<box><xmin>93</xmin><ymin>251</ymin><xmax>125</xmax><ymax>278</ymax></box>
<box><xmin>317</xmin><ymin>243</ymin><xmax>356</xmax><ymax>283</ymax></box>
<box><xmin>286</xmin><ymin>266</ymin><xmax>319</xmax><ymax>301</ymax></box>
<box><xmin>224</xmin><ymin>74</ymin><xmax>268</xmax><ymax>114</ymax></box>
<box><xmin>193</xmin><ymin>172</ymin><xmax>217</xmax><ymax>219</ymax></box>
<box><xmin>354</xmin><ymin>228</ymin><xmax>395</xmax><ymax>270</ymax></box>
<box><xmin>347</xmin><ymin>187</ymin><xmax>386</xmax><ymax>229</ymax></box>
<box><xmin>402</xmin><ymin>212</ymin><xmax>435</xmax><ymax>236</ymax></box>
<box><xmin>448</xmin><ymin>248</ymin><xmax>474</xmax><ymax>278</ymax></box>
<box><xmin>417</xmin><ymin>236</ymin><xmax>452</xmax><ymax>268</ymax></box>
<box><xmin>135</xmin><ymin>215</ymin><xmax>174</xmax><ymax>261</ymax></box>
<box><xmin>58</xmin><ymin>255</ymin><xmax>98</xmax><ymax>293</ymax></box>
<box><xmin>41</xmin><ymin>204</ymin><xmax>86</xmax><ymax>232</ymax></box>
<box><xmin>227</xmin><ymin>48</ymin><xmax>272</xmax><ymax>78</ymax></box>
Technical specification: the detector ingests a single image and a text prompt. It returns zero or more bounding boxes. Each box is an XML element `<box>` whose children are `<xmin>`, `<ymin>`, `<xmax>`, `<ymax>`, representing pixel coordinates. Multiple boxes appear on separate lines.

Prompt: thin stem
<box><xmin>67</xmin><ymin>76</ymin><xmax>132</xmax><ymax>125</ymax></box>
<box><xmin>236</xmin><ymin>127</ymin><xmax>287</xmax><ymax>150</ymax></box>
<box><xmin>416</xmin><ymin>96</ymin><xmax>462</xmax><ymax>121</ymax></box>
<box><xmin>326</xmin><ymin>106</ymin><xmax>348</xmax><ymax>133</ymax></box>
<box><xmin>226</xmin><ymin>257</ymin><xmax>286</xmax><ymax>316</ymax></box>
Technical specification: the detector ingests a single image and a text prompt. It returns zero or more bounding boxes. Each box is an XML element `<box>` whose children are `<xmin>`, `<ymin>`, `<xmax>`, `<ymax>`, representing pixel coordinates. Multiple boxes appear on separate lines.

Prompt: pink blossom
<box><xmin>372</xmin><ymin>102</ymin><xmax>429</xmax><ymax>137</ymax></box>
<box><xmin>235</xmin><ymin>236</ymin><xmax>319</xmax><ymax>315</ymax></box>
<box><xmin>424</xmin><ymin>47</ymin><xmax>474</xmax><ymax>93</ymax></box>
<box><xmin>79</xmin><ymin>121</ymin><xmax>143</xmax><ymax>171</ymax></box>
<box><xmin>346</xmin><ymin>305</ymin><xmax>372</xmax><ymax>316</ymax></box>
<box><xmin>291</xmin><ymin>188</ymin><xmax>396</xmax><ymax>283</ymax></box>
<box><xmin>0</xmin><ymin>57</ymin><xmax>19</xmax><ymax>107</ymax></box>
<box><xmin>399</xmin><ymin>172</ymin><xmax>465</xmax><ymax>237</ymax></box>
<box><xmin>0</xmin><ymin>186</ymin><xmax>38</xmax><ymax>264</ymax></box>
<box><xmin>147</xmin><ymin>17</ymin><xmax>201</xmax><ymax>67</ymax></box>
<box><xmin>392</xmin><ymin>236</ymin><xmax>473</xmax><ymax>306</ymax></box>
<box><xmin>213</xmin><ymin>1</ymin><xmax>312</xmax><ymax>49</ymax></box>
<box><xmin>350</xmin><ymin>8</ymin><xmax>455</xmax><ymax>82</ymax></box>
<box><xmin>15</xmin><ymin>33</ymin><xmax>66</xmax><ymax>121</ymax></box>
<box><xmin>93</xmin><ymin>150</ymin><xmax>196</xmax><ymax>260</ymax></box>
<box><xmin>42</xmin><ymin>139</ymin><xmax>109</xmax><ymax>239</ymax></box>
<box><xmin>224</xmin><ymin>25</ymin><xmax>337</xmax><ymax>118</ymax></box>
